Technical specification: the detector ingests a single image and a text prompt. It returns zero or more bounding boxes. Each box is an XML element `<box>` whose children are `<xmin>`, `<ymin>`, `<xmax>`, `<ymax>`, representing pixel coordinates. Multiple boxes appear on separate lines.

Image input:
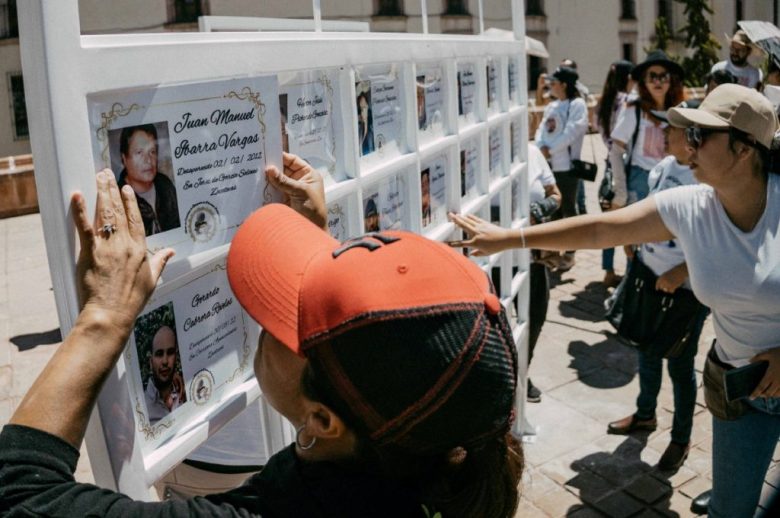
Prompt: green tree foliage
<box><xmin>133</xmin><ymin>302</ymin><xmax>179</xmax><ymax>390</ymax></box>
<box><xmin>648</xmin><ymin>17</ymin><xmax>673</xmax><ymax>52</ymax></box>
<box><xmin>676</xmin><ymin>0</ymin><xmax>721</xmax><ymax>86</ymax></box>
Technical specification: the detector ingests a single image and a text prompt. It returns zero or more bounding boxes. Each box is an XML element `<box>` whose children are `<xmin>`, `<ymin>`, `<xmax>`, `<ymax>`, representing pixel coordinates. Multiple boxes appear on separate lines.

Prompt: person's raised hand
<box><xmin>266</xmin><ymin>152</ymin><xmax>327</xmax><ymax>231</ymax></box>
<box><xmin>447</xmin><ymin>212</ymin><xmax>511</xmax><ymax>256</ymax></box>
<box><xmin>750</xmin><ymin>347</ymin><xmax>780</xmax><ymax>400</ymax></box>
<box><xmin>73</xmin><ymin>170</ymin><xmax>174</xmax><ymax>337</ymax></box>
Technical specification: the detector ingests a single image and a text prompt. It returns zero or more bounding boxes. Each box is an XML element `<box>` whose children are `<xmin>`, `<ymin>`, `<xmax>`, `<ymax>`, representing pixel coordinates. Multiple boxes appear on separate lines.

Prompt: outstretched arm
<box><xmin>449</xmin><ymin>195</ymin><xmax>673</xmax><ymax>256</ymax></box>
<box><xmin>10</xmin><ymin>171</ymin><xmax>173</xmax><ymax>448</ymax></box>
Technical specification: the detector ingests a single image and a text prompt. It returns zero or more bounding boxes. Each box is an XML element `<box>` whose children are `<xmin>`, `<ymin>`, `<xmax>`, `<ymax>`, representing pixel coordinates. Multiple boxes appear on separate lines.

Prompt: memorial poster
<box><xmin>279</xmin><ymin>70</ymin><xmax>343</xmax><ymax>184</ymax></box>
<box><xmin>457</xmin><ymin>62</ymin><xmax>478</xmax><ymax>122</ymax></box>
<box><xmin>511</xmin><ymin>176</ymin><xmax>520</xmax><ymax>221</ymax></box>
<box><xmin>355</xmin><ymin>65</ymin><xmax>403</xmax><ymax>160</ymax></box>
<box><xmin>489</xmin><ymin>127</ymin><xmax>503</xmax><ymax>180</ymax></box>
<box><xmin>509</xmin><ymin>119</ymin><xmax>526</xmax><ymax>162</ymax></box>
<box><xmin>88</xmin><ymin>76</ymin><xmax>282</xmax><ymax>260</ymax></box>
<box><xmin>125</xmin><ymin>259</ymin><xmax>253</xmax><ymax>451</ymax></box>
<box><xmin>460</xmin><ymin>139</ymin><xmax>479</xmax><ymax>200</ymax></box>
<box><xmin>420</xmin><ymin>154</ymin><xmax>448</xmax><ymax>229</ymax></box>
<box><xmin>327</xmin><ymin>198</ymin><xmax>350</xmax><ymax>242</ymax></box>
<box><xmin>362</xmin><ymin>172</ymin><xmax>407</xmax><ymax>232</ymax></box>
<box><xmin>416</xmin><ymin>65</ymin><xmax>445</xmax><ymax>139</ymax></box>
<box><xmin>487</xmin><ymin>60</ymin><xmax>499</xmax><ymax>111</ymax></box>
<box><xmin>508</xmin><ymin>58</ymin><xmax>519</xmax><ymax>105</ymax></box>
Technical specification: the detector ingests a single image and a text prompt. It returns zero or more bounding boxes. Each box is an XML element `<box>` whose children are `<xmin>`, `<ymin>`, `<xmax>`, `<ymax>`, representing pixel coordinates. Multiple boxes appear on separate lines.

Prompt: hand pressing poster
<box><xmin>126</xmin><ymin>259</ymin><xmax>253</xmax><ymax>450</ymax></box>
<box><xmin>279</xmin><ymin>70</ymin><xmax>343</xmax><ymax>184</ymax></box>
<box><xmin>88</xmin><ymin>76</ymin><xmax>282</xmax><ymax>260</ymax></box>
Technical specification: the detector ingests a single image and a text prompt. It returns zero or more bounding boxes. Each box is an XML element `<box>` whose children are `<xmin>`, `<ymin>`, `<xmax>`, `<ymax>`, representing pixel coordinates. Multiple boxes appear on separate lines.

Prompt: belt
<box><xmin>708</xmin><ymin>339</ymin><xmax>735</xmax><ymax>370</ymax></box>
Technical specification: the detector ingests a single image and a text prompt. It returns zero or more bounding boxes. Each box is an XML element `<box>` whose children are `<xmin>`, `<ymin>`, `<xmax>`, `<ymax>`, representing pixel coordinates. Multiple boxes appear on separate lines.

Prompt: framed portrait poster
<box><xmin>419</xmin><ymin>153</ymin><xmax>449</xmax><ymax>231</ymax></box>
<box><xmin>489</xmin><ymin>125</ymin><xmax>505</xmax><ymax>181</ymax></box>
<box><xmin>279</xmin><ymin>68</ymin><xmax>351</xmax><ymax>186</ymax></box>
<box><xmin>361</xmin><ymin>170</ymin><xmax>409</xmax><ymax>233</ymax></box>
<box><xmin>87</xmin><ymin>76</ymin><xmax>283</xmax><ymax>261</ymax></box>
<box><xmin>456</xmin><ymin>61</ymin><xmax>480</xmax><ymax>128</ymax></box>
<box><xmin>459</xmin><ymin>136</ymin><xmax>482</xmax><ymax>202</ymax></box>
<box><xmin>415</xmin><ymin>63</ymin><xmax>448</xmax><ymax>146</ymax></box>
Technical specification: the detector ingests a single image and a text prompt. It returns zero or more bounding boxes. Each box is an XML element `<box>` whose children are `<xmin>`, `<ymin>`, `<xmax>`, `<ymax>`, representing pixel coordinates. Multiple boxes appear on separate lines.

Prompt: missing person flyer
<box><xmin>416</xmin><ymin>65</ymin><xmax>445</xmax><ymax>137</ymax></box>
<box><xmin>457</xmin><ymin>62</ymin><xmax>478</xmax><ymax>121</ymax></box>
<box><xmin>124</xmin><ymin>259</ymin><xmax>254</xmax><ymax>449</ymax></box>
<box><xmin>489</xmin><ymin>127</ymin><xmax>503</xmax><ymax>180</ymax></box>
<box><xmin>87</xmin><ymin>76</ymin><xmax>282</xmax><ymax>260</ymax></box>
<box><xmin>420</xmin><ymin>154</ymin><xmax>448</xmax><ymax>229</ymax></box>
<box><xmin>487</xmin><ymin>60</ymin><xmax>498</xmax><ymax>110</ymax></box>
<box><xmin>279</xmin><ymin>70</ymin><xmax>340</xmax><ymax>184</ymax></box>
<box><xmin>363</xmin><ymin>172</ymin><xmax>407</xmax><ymax>232</ymax></box>
<box><xmin>460</xmin><ymin>138</ymin><xmax>480</xmax><ymax>200</ymax></box>
<box><xmin>355</xmin><ymin>64</ymin><xmax>403</xmax><ymax>161</ymax></box>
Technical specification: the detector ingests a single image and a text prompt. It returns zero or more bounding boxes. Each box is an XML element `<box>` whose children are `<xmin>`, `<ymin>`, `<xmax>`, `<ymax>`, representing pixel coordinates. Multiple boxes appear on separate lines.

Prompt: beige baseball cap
<box><xmin>667</xmin><ymin>84</ymin><xmax>779</xmax><ymax>149</ymax></box>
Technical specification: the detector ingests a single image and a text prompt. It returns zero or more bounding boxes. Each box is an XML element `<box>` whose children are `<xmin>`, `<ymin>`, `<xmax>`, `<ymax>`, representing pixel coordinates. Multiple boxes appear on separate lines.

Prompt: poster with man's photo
<box><xmin>457</xmin><ymin>62</ymin><xmax>478</xmax><ymax>123</ymax></box>
<box><xmin>88</xmin><ymin>76</ymin><xmax>283</xmax><ymax>260</ymax></box>
<box><xmin>489</xmin><ymin>127</ymin><xmax>504</xmax><ymax>180</ymax></box>
<box><xmin>416</xmin><ymin>65</ymin><xmax>446</xmax><ymax>142</ymax></box>
<box><xmin>279</xmin><ymin>69</ymin><xmax>345</xmax><ymax>185</ymax></box>
<box><xmin>362</xmin><ymin>173</ymin><xmax>407</xmax><ymax>232</ymax></box>
<box><xmin>126</xmin><ymin>259</ymin><xmax>252</xmax><ymax>450</ymax></box>
<box><xmin>420</xmin><ymin>154</ymin><xmax>448</xmax><ymax>230</ymax></box>
<box><xmin>487</xmin><ymin>59</ymin><xmax>499</xmax><ymax>112</ymax></box>
<box><xmin>460</xmin><ymin>139</ymin><xmax>480</xmax><ymax>200</ymax></box>
<box><xmin>355</xmin><ymin>64</ymin><xmax>404</xmax><ymax>165</ymax></box>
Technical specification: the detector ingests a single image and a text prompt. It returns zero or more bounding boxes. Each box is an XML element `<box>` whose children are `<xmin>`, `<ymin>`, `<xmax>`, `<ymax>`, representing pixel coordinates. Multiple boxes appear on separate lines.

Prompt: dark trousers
<box><xmin>528</xmin><ymin>261</ymin><xmax>550</xmax><ymax>366</ymax></box>
<box><xmin>553</xmin><ymin>171</ymin><xmax>579</xmax><ymax>254</ymax></box>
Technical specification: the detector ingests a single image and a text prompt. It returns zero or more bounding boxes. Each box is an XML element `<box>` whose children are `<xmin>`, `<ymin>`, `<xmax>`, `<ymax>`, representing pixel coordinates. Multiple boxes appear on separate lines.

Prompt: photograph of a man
<box><xmin>114</xmin><ymin>123</ymin><xmax>181</xmax><ymax>237</ymax></box>
<box><xmin>133</xmin><ymin>303</ymin><xmax>187</xmax><ymax>424</ymax></box>
<box><xmin>416</xmin><ymin>76</ymin><xmax>427</xmax><ymax>130</ymax></box>
<box><xmin>420</xmin><ymin>168</ymin><xmax>432</xmax><ymax>226</ymax></box>
<box><xmin>363</xmin><ymin>196</ymin><xmax>380</xmax><ymax>232</ymax></box>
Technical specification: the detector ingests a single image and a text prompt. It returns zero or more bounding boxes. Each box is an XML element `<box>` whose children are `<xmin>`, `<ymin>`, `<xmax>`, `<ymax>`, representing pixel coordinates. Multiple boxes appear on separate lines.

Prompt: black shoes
<box><xmin>527</xmin><ymin>379</ymin><xmax>542</xmax><ymax>403</ymax></box>
<box><xmin>658</xmin><ymin>441</ymin><xmax>690</xmax><ymax>471</ymax></box>
<box><xmin>690</xmin><ymin>489</ymin><xmax>711</xmax><ymax>515</ymax></box>
<box><xmin>607</xmin><ymin>414</ymin><xmax>658</xmax><ymax>435</ymax></box>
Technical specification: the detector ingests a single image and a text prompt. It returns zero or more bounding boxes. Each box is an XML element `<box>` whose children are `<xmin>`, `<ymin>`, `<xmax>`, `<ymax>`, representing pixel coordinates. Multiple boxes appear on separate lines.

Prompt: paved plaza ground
<box><xmin>0</xmin><ymin>136</ymin><xmax>778</xmax><ymax>516</ymax></box>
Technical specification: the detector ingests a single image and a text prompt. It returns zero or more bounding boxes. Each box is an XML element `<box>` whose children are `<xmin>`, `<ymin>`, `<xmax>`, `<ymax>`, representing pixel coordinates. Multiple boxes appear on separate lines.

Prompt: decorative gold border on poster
<box><xmin>327</xmin><ymin>202</ymin><xmax>347</xmax><ymax>240</ymax></box>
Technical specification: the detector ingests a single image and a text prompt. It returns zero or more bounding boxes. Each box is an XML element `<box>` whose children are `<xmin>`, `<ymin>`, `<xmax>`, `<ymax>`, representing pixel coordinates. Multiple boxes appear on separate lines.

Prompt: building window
<box><xmin>657</xmin><ymin>0</ymin><xmax>673</xmax><ymax>30</ymax></box>
<box><xmin>173</xmin><ymin>0</ymin><xmax>203</xmax><ymax>24</ymax></box>
<box><xmin>526</xmin><ymin>0</ymin><xmax>545</xmax><ymax>17</ymax></box>
<box><xmin>528</xmin><ymin>56</ymin><xmax>544</xmax><ymax>92</ymax></box>
<box><xmin>736</xmin><ymin>0</ymin><xmax>744</xmax><ymax>21</ymax></box>
<box><xmin>0</xmin><ymin>0</ymin><xmax>18</xmax><ymax>39</ymax></box>
<box><xmin>444</xmin><ymin>0</ymin><xmax>469</xmax><ymax>16</ymax></box>
<box><xmin>622</xmin><ymin>43</ymin><xmax>635</xmax><ymax>63</ymax></box>
<box><xmin>620</xmin><ymin>0</ymin><xmax>636</xmax><ymax>20</ymax></box>
<box><xmin>8</xmin><ymin>73</ymin><xmax>28</xmax><ymax>140</ymax></box>
<box><xmin>376</xmin><ymin>0</ymin><xmax>404</xmax><ymax>16</ymax></box>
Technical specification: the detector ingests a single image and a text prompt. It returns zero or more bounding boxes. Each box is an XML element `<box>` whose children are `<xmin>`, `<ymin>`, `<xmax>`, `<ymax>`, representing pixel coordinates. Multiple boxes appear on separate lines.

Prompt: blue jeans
<box><xmin>627</xmin><ymin>165</ymin><xmax>651</xmax><ymax>205</ymax></box>
<box><xmin>635</xmin><ymin>308</ymin><xmax>708</xmax><ymax>444</ymax></box>
<box><xmin>602</xmin><ymin>248</ymin><xmax>615</xmax><ymax>271</ymax></box>
<box><xmin>710</xmin><ymin>397</ymin><xmax>780</xmax><ymax>517</ymax></box>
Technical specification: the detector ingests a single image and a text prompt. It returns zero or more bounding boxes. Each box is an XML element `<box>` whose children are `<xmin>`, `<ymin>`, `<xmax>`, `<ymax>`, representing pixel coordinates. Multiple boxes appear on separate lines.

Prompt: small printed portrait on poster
<box><xmin>109</xmin><ymin>122</ymin><xmax>180</xmax><ymax>237</ymax></box>
<box><xmin>363</xmin><ymin>194</ymin><xmax>380</xmax><ymax>232</ymax></box>
<box><xmin>279</xmin><ymin>93</ymin><xmax>290</xmax><ymax>153</ymax></box>
<box><xmin>420</xmin><ymin>168</ymin><xmax>432</xmax><ymax>226</ymax></box>
<box><xmin>133</xmin><ymin>302</ymin><xmax>187</xmax><ymax>424</ymax></box>
<box><xmin>416</xmin><ymin>76</ymin><xmax>427</xmax><ymax>130</ymax></box>
<box><xmin>355</xmin><ymin>81</ymin><xmax>375</xmax><ymax>156</ymax></box>
<box><xmin>457</xmin><ymin>71</ymin><xmax>464</xmax><ymax>116</ymax></box>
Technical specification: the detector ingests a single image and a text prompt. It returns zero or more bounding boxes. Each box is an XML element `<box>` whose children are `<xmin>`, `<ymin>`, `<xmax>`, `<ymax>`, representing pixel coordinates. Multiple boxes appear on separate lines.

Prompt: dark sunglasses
<box><xmin>645</xmin><ymin>72</ymin><xmax>670</xmax><ymax>84</ymax></box>
<box><xmin>685</xmin><ymin>126</ymin><xmax>729</xmax><ymax>149</ymax></box>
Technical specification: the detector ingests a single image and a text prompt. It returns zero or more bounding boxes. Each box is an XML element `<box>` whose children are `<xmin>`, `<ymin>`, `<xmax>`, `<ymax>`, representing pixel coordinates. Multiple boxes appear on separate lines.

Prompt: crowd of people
<box><xmin>0</xmin><ymin>26</ymin><xmax>779</xmax><ymax>518</ymax></box>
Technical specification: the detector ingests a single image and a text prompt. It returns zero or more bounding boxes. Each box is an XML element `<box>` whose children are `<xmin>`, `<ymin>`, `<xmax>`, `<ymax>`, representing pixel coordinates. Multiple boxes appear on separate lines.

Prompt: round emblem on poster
<box><xmin>190</xmin><ymin>368</ymin><xmax>215</xmax><ymax>405</ymax></box>
<box><xmin>185</xmin><ymin>201</ymin><xmax>219</xmax><ymax>243</ymax></box>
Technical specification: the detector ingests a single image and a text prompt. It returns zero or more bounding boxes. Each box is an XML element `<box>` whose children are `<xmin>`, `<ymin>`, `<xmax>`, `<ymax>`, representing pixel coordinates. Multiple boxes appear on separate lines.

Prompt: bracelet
<box><xmin>519</xmin><ymin>225</ymin><xmax>527</xmax><ymax>249</ymax></box>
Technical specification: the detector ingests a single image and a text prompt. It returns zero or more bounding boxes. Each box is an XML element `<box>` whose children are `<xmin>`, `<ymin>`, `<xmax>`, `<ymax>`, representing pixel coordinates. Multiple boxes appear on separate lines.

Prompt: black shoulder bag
<box><xmin>599</xmin><ymin>103</ymin><xmax>641</xmax><ymax>209</ymax></box>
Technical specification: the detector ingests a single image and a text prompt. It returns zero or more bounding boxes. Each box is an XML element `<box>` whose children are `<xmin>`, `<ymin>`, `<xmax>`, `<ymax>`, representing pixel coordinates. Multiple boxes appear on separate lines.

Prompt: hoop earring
<box><xmin>296</xmin><ymin>425</ymin><xmax>317</xmax><ymax>450</ymax></box>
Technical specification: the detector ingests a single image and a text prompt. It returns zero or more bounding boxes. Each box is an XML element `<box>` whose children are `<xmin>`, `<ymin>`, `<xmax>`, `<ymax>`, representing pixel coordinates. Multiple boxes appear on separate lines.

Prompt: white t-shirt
<box><xmin>611</xmin><ymin>103</ymin><xmax>667</xmax><ymax>172</ymax></box>
<box><xmin>534</xmin><ymin>97</ymin><xmax>589</xmax><ymax>172</ymax></box>
<box><xmin>640</xmin><ymin>156</ymin><xmax>697</xmax><ymax>288</ymax></box>
<box><xmin>711</xmin><ymin>60</ymin><xmax>763</xmax><ymax>89</ymax></box>
<box><xmin>528</xmin><ymin>143</ymin><xmax>556</xmax><ymax>205</ymax></box>
<box><xmin>655</xmin><ymin>173</ymin><xmax>780</xmax><ymax>366</ymax></box>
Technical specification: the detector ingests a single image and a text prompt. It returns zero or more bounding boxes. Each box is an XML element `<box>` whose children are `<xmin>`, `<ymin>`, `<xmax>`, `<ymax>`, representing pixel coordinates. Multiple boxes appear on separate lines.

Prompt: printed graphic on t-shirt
<box><xmin>642</xmin><ymin>123</ymin><xmax>665</xmax><ymax>161</ymax></box>
<box><xmin>544</xmin><ymin>112</ymin><xmax>564</xmax><ymax>140</ymax></box>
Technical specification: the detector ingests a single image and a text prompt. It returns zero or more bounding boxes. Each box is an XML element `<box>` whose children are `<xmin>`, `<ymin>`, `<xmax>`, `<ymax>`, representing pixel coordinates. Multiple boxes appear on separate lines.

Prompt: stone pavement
<box><xmin>0</xmin><ymin>136</ymin><xmax>778</xmax><ymax>515</ymax></box>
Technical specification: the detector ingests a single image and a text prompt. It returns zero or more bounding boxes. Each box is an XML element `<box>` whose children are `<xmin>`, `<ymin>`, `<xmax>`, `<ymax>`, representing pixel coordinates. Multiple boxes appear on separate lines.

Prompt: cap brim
<box><xmin>227</xmin><ymin>204</ymin><xmax>339</xmax><ymax>354</ymax></box>
<box><xmin>667</xmin><ymin>107</ymin><xmax>729</xmax><ymax>129</ymax></box>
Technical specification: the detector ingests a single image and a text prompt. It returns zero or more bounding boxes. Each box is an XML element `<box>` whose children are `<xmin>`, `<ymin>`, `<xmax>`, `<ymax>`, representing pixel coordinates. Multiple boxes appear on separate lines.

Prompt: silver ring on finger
<box><xmin>101</xmin><ymin>223</ymin><xmax>117</xmax><ymax>237</ymax></box>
